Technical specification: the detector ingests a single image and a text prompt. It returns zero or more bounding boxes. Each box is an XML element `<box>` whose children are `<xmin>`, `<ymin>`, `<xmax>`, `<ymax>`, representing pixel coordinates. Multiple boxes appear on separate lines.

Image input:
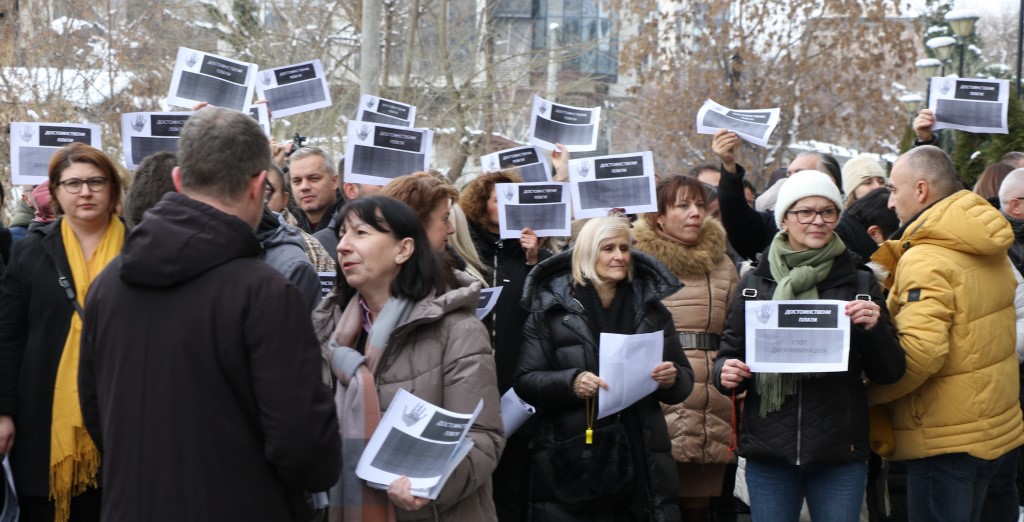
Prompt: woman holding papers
<box><xmin>515</xmin><ymin>216</ymin><xmax>694</xmax><ymax>522</ymax></box>
<box><xmin>712</xmin><ymin>171</ymin><xmax>904</xmax><ymax>522</ymax></box>
<box><xmin>317</xmin><ymin>196</ymin><xmax>503</xmax><ymax>521</ymax></box>
<box><xmin>633</xmin><ymin>175</ymin><xmax>738</xmax><ymax>522</ymax></box>
<box><xmin>0</xmin><ymin>143</ymin><xmax>126</xmax><ymax>521</ymax></box>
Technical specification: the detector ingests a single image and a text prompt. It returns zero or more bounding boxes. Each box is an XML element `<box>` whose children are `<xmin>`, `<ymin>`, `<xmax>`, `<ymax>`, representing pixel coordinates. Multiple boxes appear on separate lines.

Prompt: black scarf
<box><xmin>575</xmin><ymin>279</ymin><xmax>636</xmax><ymax>342</ymax></box>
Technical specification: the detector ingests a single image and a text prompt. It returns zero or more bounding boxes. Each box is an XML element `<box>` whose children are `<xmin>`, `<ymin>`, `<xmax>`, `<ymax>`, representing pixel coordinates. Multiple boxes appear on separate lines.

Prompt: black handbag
<box><xmin>531</xmin><ymin>418</ymin><xmax>635</xmax><ymax>510</ymax></box>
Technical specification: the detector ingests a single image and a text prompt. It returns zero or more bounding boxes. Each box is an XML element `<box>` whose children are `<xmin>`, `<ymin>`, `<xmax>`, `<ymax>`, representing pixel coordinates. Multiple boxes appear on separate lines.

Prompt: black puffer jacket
<box><xmin>712</xmin><ymin>251</ymin><xmax>905</xmax><ymax>466</ymax></box>
<box><xmin>514</xmin><ymin>250</ymin><xmax>694</xmax><ymax>522</ymax></box>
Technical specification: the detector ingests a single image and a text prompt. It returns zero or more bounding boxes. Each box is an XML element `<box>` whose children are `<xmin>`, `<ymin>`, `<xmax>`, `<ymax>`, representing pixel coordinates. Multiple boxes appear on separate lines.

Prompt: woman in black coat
<box><xmin>712</xmin><ymin>171</ymin><xmax>904</xmax><ymax>522</ymax></box>
<box><xmin>514</xmin><ymin>216</ymin><xmax>695</xmax><ymax>522</ymax></box>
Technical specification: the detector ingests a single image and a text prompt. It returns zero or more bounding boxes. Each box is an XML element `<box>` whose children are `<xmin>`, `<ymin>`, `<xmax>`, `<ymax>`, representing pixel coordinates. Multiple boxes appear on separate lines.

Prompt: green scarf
<box><xmin>755</xmin><ymin>231</ymin><xmax>846</xmax><ymax>417</ymax></box>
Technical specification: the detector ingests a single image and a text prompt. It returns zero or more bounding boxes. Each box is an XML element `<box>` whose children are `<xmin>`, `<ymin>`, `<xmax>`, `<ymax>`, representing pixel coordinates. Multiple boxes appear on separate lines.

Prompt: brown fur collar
<box><xmin>634</xmin><ymin>217</ymin><xmax>728</xmax><ymax>279</ymax></box>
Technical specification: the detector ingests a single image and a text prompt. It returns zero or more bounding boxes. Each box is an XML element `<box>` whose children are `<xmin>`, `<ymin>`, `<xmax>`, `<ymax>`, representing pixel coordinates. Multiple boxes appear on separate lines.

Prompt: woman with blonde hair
<box><xmin>516</xmin><ymin>216</ymin><xmax>693</xmax><ymax>521</ymax></box>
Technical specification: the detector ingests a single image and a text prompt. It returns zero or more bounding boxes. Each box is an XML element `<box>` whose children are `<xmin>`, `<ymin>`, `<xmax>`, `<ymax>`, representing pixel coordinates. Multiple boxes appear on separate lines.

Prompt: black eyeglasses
<box><xmin>786</xmin><ymin>208</ymin><xmax>839</xmax><ymax>224</ymax></box>
<box><xmin>57</xmin><ymin>177</ymin><xmax>110</xmax><ymax>194</ymax></box>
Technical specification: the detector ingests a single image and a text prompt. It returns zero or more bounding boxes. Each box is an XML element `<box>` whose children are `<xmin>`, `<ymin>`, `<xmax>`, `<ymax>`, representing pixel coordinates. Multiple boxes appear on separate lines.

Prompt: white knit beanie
<box><xmin>842</xmin><ymin>155</ymin><xmax>887</xmax><ymax>196</ymax></box>
<box><xmin>774</xmin><ymin>170</ymin><xmax>845</xmax><ymax>227</ymax></box>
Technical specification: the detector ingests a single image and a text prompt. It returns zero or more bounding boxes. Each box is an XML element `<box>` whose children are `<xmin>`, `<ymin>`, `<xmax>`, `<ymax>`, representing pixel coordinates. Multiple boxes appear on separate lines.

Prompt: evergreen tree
<box><xmin>982</xmin><ymin>94</ymin><xmax>1024</xmax><ymax>164</ymax></box>
<box><xmin>951</xmin><ymin>131</ymin><xmax>986</xmax><ymax>185</ymax></box>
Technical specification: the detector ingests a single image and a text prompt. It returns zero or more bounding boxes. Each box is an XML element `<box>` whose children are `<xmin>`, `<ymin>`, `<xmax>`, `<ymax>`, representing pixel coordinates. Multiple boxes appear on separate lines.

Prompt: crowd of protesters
<box><xmin>0</xmin><ymin>103</ymin><xmax>1022</xmax><ymax>522</ymax></box>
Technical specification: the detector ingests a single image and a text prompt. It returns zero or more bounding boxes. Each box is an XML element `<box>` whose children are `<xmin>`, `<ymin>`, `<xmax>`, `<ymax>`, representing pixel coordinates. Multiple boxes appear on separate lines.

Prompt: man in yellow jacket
<box><xmin>869</xmin><ymin>145</ymin><xmax>1024</xmax><ymax>522</ymax></box>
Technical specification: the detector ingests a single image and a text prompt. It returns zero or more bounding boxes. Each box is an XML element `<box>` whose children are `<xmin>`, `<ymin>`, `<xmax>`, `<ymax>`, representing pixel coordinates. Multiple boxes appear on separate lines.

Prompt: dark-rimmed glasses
<box><xmin>786</xmin><ymin>208</ymin><xmax>839</xmax><ymax>224</ymax></box>
<box><xmin>57</xmin><ymin>177</ymin><xmax>110</xmax><ymax>194</ymax></box>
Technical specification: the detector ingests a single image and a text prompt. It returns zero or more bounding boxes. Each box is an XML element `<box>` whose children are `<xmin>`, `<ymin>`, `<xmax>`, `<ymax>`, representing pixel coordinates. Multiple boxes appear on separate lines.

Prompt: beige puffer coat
<box><xmin>634</xmin><ymin>217</ymin><xmax>738</xmax><ymax>465</ymax></box>
<box><xmin>314</xmin><ymin>271</ymin><xmax>505</xmax><ymax>521</ymax></box>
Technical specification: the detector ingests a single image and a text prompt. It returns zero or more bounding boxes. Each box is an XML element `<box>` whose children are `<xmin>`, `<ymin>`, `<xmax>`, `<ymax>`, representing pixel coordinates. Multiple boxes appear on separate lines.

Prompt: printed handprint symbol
<box><xmin>130</xmin><ymin>114</ymin><xmax>146</xmax><ymax>132</ymax></box>
<box><xmin>402</xmin><ymin>403</ymin><xmax>427</xmax><ymax>427</ymax></box>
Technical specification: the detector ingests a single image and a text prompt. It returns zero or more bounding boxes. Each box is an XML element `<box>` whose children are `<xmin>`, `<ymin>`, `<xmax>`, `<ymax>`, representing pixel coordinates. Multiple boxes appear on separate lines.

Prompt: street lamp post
<box><xmin>546</xmin><ymin>22</ymin><xmax>560</xmax><ymax>101</ymax></box>
<box><xmin>926</xmin><ymin>36</ymin><xmax>957</xmax><ymax>77</ymax></box>
<box><xmin>916</xmin><ymin>58</ymin><xmax>942</xmax><ymax>105</ymax></box>
<box><xmin>945</xmin><ymin>10</ymin><xmax>980</xmax><ymax>78</ymax></box>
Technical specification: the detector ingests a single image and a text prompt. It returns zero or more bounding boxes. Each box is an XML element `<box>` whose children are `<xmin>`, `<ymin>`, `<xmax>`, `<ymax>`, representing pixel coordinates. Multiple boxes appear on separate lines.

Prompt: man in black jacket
<box><xmin>78</xmin><ymin>107</ymin><xmax>340</xmax><ymax>522</ymax></box>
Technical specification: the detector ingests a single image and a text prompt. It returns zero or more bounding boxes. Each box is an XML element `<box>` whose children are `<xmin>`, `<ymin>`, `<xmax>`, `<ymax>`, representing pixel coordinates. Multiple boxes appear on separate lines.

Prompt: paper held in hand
<box><xmin>696</xmin><ymin>99</ymin><xmax>781</xmax><ymax>148</ymax></box>
<box><xmin>928</xmin><ymin>77</ymin><xmax>1009</xmax><ymax>134</ymax></box>
<box><xmin>356</xmin><ymin>388</ymin><xmax>482</xmax><ymax>500</ymax></box>
<box><xmin>120</xmin><ymin>112</ymin><xmax>191</xmax><ymax>171</ymax></box>
<box><xmin>495</xmin><ymin>182</ymin><xmax>571</xmax><ymax>239</ymax></box>
<box><xmin>500</xmin><ymin>388</ymin><xmax>536</xmax><ymax>437</ymax></box>
<box><xmin>10</xmin><ymin>122</ymin><xmax>102</xmax><ymax>185</ymax></box>
<box><xmin>527</xmin><ymin>95</ymin><xmax>601</xmax><ymax>152</ymax></box>
<box><xmin>597</xmin><ymin>332</ymin><xmax>662</xmax><ymax>419</ymax></box>
<box><xmin>166</xmin><ymin>47</ymin><xmax>257</xmax><ymax>112</ymax></box>
<box><xmin>568</xmin><ymin>151</ymin><xmax>657</xmax><ymax>219</ymax></box>
<box><xmin>254</xmin><ymin>59</ymin><xmax>332</xmax><ymax>118</ymax></box>
<box><xmin>744</xmin><ymin>299</ymin><xmax>851</xmax><ymax>373</ymax></box>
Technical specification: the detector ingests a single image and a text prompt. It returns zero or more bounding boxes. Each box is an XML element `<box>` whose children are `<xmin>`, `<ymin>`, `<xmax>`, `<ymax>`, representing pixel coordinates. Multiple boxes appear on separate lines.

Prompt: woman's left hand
<box><xmin>651</xmin><ymin>362</ymin><xmax>676</xmax><ymax>389</ymax></box>
<box><xmin>846</xmin><ymin>300</ymin><xmax>882</xmax><ymax>330</ymax></box>
<box><xmin>387</xmin><ymin>476</ymin><xmax>430</xmax><ymax>511</ymax></box>
<box><xmin>521</xmin><ymin>228</ymin><xmax>540</xmax><ymax>265</ymax></box>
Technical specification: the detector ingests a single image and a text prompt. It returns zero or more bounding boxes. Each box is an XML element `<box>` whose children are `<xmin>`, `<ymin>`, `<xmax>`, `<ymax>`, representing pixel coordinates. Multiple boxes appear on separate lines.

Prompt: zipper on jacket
<box><xmin>796</xmin><ymin>380</ymin><xmax>803</xmax><ymax>465</ymax></box>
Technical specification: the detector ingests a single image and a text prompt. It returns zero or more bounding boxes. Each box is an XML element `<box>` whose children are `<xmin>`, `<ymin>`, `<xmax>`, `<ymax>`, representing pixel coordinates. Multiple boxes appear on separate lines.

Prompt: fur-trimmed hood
<box><xmin>633</xmin><ymin>217</ymin><xmax>728</xmax><ymax>279</ymax></box>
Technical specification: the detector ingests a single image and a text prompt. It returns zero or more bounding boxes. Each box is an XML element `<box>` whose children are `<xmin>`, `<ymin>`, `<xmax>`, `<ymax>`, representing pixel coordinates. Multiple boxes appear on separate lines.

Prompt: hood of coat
<box><xmin>256</xmin><ymin>209</ymin><xmax>308</xmax><ymax>252</ymax></box>
<box><xmin>520</xmin><ymin>248</ymin><xmax>682</xmax><ymax>314</ymax></box>
<box><xmin>10</xmin><ymin>198</ymin><xmax>34</xmax><ymax>228</ymax></box>
<box><xmin>403</xmin><ymin>270</ymin><xmax>482</xmax><ymax>327</ymax></box>
<box><xmin>872</xmin><ymin>190</ymin><xmax>1014</xmax><ymax>278</ymax></box>
<box><xmin>119</xmin><ymin>192</ymin><xmax>263</xmax><ymax>288</ymax></box>
<box><xmin>633</xmin><ymin>217</ymin><xmax>728</xmax><ymax>279</ymax></box>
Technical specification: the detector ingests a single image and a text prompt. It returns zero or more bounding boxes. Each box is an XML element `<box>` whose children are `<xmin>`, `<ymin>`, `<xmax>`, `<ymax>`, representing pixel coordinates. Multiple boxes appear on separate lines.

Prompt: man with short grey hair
<box><xmin>868</xmin><ymin>145</ymin><xmax>1024</xmax><ymax>522</ymax></box>
<box><xmin>78</xmin><ymin>107</ymin><xmax>340</xmax><ymax>521</ymax></box>
<box><xmin>288</xmin><ymin>146</ymin><xmax>343</xmax><ymax>234</ymax></box>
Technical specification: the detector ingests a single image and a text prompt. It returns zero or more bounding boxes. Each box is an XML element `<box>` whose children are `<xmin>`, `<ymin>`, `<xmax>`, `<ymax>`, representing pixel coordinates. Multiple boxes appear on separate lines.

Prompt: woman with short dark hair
<box><xmin>318</xmin><ymin>196</ymin><xmax>503</xmax><ymax>520</ymax></box>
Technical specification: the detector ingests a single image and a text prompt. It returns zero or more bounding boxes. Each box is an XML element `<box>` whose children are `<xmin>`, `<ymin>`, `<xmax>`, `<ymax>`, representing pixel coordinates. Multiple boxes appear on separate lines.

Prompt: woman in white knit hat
<box><xmin>712</xmin><ymin>170</ymin><xmax>905</xmax><ymax>522</ymax></box>
<box><xmin>842</xmin><ymin>155</ymin><xmax>887</xmax><ymax>206</ymax></box>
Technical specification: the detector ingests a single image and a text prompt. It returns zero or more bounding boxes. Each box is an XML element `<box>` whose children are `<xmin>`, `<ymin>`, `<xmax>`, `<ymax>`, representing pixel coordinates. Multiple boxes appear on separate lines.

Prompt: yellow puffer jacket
<box><xmin>868</xmin><ymin>190</ymin><xmax>1024</xmax><ymax>461</ymax></box>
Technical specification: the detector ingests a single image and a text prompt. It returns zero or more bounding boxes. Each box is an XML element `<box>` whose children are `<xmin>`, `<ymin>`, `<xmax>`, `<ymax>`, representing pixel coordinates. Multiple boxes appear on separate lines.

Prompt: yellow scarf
<box><xmin>50</xmin><ymin>217</ymin><xmax>125</xmax><ymax>522</ymax></box>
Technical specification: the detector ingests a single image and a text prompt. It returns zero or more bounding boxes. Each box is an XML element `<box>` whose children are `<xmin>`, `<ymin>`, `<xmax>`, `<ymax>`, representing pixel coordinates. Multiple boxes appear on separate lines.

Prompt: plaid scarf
<box><xmin>325</xmin><ymin>295</ymin><xmax>412</xmax><ymax>522</ymax></box>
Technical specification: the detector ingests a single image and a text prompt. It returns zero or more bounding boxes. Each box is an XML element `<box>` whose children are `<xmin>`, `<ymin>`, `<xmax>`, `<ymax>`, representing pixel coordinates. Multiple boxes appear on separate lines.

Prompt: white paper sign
<box><xmin>928</xmin><ymin>77</ymin><xmax>1010</xmax><ymax>134</ymax></box>
<box><xmin>344</xmin><ymin>121</ymin><xmax>433</xmax><ymax>186</ymax></box>
<box><xmin>480</xmin><ymin>146</ymin><xmax>552</xmax><ymax>182</ymax></box>
<box><xmin>500</xmin><ymin>388</ymin><xmax>536</xmax><ymax>437</ymax></box>
<box><xmin>167</xmin><ymin>47</ymin><xmax>257</xmax><ymax>112</ymax></box>
<box><xmin>597</xmin><ymin>331</ymin><xmax>663</xmax><ymax>419</ymax></box>
<box><xmin>356</xmin><ymin>388</ymin><xmax>481</xmax><ymax>499</ymax></box>
<box><xmin>475</xmin><ymin>286</ymin><xmax>503</xmax><ymax>320</ymax></box>
<box><xmin>744</xmin><ymin>299</ymin><xmax>851</xmax><ymax>373</ymax></box>
<box><xmin>568</xmin><ymin>151</ymin><xmax>657</xmax><ymax>219</ymax></box>
<box><xmin>495</xmin><ymin>182</ymin><xmax>571</xmax><ymax>239</ymax></box>
<box><xmin>527</xmin><ymin>95</ymin><xmax>601</xmax><ymax>152</ymax></box>
<box><xmin>247</xmin><ymin>104</ymin><xmax>271</xmax><ymax>136</ymax></box>
<box><xmin>255</xmin><ymin>59</ymin><xmax>332</xmax><ymax>118</ymax></box>
<box><xmin>696</xmin><ymin>99</ymin><xmax>781</xmax><ymax>148</ymax></box>
<box><xmin>356</xmin><ymin>94</ymin><xmax>417</xmax><ymax>128</ymax></box>
<box><xmin>10</xmin><ymin>122</ymin><xmax>102</xmax><ymax>184</ymax></box>
<box><xmin>120</xmin><ymin>112</ymin><xmax>191</xmax><ymax>170</ymax></box>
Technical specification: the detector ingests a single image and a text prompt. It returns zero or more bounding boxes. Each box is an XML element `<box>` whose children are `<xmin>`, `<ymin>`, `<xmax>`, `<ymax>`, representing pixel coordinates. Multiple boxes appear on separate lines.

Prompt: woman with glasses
<box><xmin>712</xmin><ymin>170</ymin><xmax>905</xmax><ymax>522</ymax></box>
<box><xmin>0</xmin><ymin>143</ymin><xmax>126</xmax><ymax>521</ymax></box>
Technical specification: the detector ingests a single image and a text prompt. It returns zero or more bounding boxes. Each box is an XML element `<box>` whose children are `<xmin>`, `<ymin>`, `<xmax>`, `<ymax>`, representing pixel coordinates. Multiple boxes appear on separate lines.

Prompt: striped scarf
<box><xmin>324</xmin><ymin>295</ymin><xmax>412</xmax><ymax>522</ymax></box>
